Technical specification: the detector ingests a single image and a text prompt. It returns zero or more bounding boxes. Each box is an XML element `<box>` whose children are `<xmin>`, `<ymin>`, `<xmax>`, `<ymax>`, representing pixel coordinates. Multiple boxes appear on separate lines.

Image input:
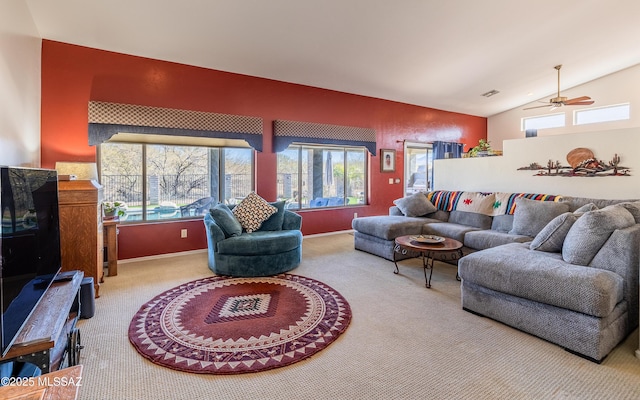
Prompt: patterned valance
<box><xmin>273</xmin><ymin>120</ymin><xmax>376</xmax><ymax>155</ymax></box>
<box><xmin>88</xmin><ymin>101</ymin><xmax>264</xmax><ymax>151</ymax></box>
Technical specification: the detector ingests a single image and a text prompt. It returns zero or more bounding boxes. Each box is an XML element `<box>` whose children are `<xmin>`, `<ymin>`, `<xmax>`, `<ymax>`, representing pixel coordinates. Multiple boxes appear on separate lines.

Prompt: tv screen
<box><xmin>0</xmin><ymin>167</ymin><xmax>62</xmax><ymax>356</ymax></box>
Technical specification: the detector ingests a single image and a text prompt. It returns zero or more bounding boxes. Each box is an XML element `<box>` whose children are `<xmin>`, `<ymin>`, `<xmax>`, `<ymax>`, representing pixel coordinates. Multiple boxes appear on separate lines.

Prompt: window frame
<box><xmin>98</xmin><ymin>142</ymin><xmax>255</xmax><ymax>223</ymax></box>
<box><xmin>276</xmin><ymin>143</ymin><xmax>368</xmax><ymax>210</ymax></box>
<box><xmin>521</xmin><ymin>112</ymin><xmax>566</xmax><ymax>131</ymax></box>
<box><xmin>573</xmin><ymin>103</ymin><xmax>630</xmax><ymax>126</ymax></box>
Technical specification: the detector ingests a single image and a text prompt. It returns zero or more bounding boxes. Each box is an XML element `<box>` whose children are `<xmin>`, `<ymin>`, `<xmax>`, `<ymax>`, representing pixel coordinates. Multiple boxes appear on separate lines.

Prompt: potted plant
<box><xmin>103</xmin><ymin>201</ymin><xmax>125</xmax><ymax>218</ymax></box>
<box><xmin>468</xmin><ymin>139</ymin><xmax>492</xmax><ymax>157</ymax></box>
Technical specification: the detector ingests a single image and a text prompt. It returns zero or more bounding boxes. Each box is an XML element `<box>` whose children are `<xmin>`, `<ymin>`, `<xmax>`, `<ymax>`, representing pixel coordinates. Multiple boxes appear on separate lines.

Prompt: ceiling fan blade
<box><xmin>523</xmin><ymin>104</ymin><xmax>552</xmax><ymax>110</ymax></box>
<box><xmin>564</xmin><ymin>96</ymin><xmax>591</xmax><ymax>104</ymax></box>
<box><xmin>564</xmin><ymin>100</ymin><xmax>595</xmax><ymax>106</ymax></box>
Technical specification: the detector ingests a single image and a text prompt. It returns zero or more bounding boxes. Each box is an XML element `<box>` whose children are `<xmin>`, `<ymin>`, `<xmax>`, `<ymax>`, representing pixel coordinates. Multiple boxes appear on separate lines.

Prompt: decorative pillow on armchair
<box><xmin>232</xmin><ymin>192</ymin><xmax>278</xmax><ymax>233</ymax></box>
<box><xmin>259</xmin><ymin>201</ymin><xmax>286</xmax><ymax>231</ymax></box>
<box><xmin>210</xmin><ymin>203</ymin><xmax>243</xmax><ymax>238</ymax></box>
<box><xmin>393</xmin><ymin>192</ymin><xmax>437</xmax><ymax>217</ymax></box>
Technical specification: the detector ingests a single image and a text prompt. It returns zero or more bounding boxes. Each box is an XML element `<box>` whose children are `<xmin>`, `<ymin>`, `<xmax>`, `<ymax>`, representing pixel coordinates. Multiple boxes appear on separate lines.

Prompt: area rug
<box><xmin>128</xmin><ymin>274</ymin><xmax>351</xmax><ymax>374</ymax></box>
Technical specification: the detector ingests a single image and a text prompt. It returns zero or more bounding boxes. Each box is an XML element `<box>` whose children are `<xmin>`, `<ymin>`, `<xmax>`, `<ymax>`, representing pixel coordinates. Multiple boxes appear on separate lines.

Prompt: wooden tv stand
<box><xmin>0</xmin><ymin>271</ymin><xmax>84</xmax><ymax>373</ymax></box>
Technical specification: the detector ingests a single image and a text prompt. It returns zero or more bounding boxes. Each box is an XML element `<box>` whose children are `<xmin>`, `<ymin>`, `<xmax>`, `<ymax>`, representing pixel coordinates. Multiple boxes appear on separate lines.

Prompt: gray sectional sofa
<box><xmin>352</xmin><ymin>190</ymin><xmax>640</xmax><ymax>362</ymax></box>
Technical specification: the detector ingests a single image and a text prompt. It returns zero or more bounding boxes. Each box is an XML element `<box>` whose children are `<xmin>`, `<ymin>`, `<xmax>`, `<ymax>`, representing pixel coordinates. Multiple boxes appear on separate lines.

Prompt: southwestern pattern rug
<box><xmin>128</xmin><ymin>274</ymin><xmax>351</xmax><ymax>374</ymax></box>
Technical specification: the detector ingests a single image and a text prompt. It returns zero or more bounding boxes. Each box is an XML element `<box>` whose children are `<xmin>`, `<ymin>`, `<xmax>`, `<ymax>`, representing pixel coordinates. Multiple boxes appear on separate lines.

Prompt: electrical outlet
<box><xmin>353</xmin><ymin>212</ymin><xmax>358</xmax><ymax>219</ymax></box>
<box><xmin>181</xmin><ymin>229</ymin><xmax>188</xmax><ymax>238</ymax></box>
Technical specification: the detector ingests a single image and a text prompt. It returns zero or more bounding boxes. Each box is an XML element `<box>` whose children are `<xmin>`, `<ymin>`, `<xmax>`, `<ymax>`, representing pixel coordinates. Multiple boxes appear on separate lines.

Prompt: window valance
<box><xmin>273</xmin><ymin>120</ymin><xmax>376</xmax><ymax>155</ymax></box>
<box><xmin>88</xmin><ymin>101</ymin><xmax>264</xmax><ymax>151</ymax></box>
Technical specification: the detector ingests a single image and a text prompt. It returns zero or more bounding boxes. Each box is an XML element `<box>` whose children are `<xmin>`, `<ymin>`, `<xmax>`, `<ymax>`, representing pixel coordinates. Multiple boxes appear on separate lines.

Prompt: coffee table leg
<box><xmin>423</xmin><ymin>252</ymin><xmax>435</xmax><ymax>288</ymax></box>
<box><xmin>393</xmin><ymin>243</ymin><xmax>400</xmax><ymax>275</ymax></box>
<box><xmin>454</xmin><ymin>249</ymin><xmax>463</xmax><ymax>281</ymax></box>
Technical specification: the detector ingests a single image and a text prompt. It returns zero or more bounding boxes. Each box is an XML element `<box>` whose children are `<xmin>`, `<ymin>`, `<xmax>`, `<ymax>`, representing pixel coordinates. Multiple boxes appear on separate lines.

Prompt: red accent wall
<box><xmin>41</xmin><ymin>40</ymin><xmax>486</xmax><ymax>259</ymax></box>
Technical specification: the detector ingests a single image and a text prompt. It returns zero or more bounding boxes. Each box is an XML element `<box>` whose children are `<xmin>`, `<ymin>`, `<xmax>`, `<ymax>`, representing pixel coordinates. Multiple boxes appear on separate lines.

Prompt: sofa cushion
<box><xmin>393</xmin><ymin>192</ymin><xmax>437</xmax><ymax>217</ymax></box>
<box><xmin>458</xmin><ymin>242</ymin><xmax>624</xmax><ymax>318</ymax></box>
<box><xmin>463</xmin><ymin>230</ymin><xmax>532</xmax><ymax>251</ymax></box>
<box><xmin>562</xmin><ymin>205</ymin><xmax>635</xmax><ymax>265</ymax></box>
<box><xmin>529</xmin><ymin>212</ymin><xmax>579</xmax><ymax>253</ymax></box>
<box><xmin>352</xmin><ymin>215</ymin><xmax>439</xmax><ymax>240</ymax></box>
<box><xmin>217</xmin><ymin>230</ymin><xmax>302</xmax><ymax>256</ymax></box>
<box><xmin>422</xmin><ymin>222</ymin><xmax>480</xmax><ymax>243</ymax></box>
<box><xmin>491</xmin><ymin>214</ymin><xmax>514</xmax><ymax>233</ymax></box>
<box><xmin>209</xmin><ymin>203</ymin><xmax>242</xmax><ymax>238</ymax></box>
<box><xmin>232</xmin><ymin>192</ymin><xmax>278</xmax><ymax>233</ymax></box>
<box><xmin>449</xmin><ymin>210</ymin><xmax>493</xmax><ymax>230</ymax></box>
<box><xmin>509</xmin><ymin>197</ymin><xmax>570</xmax><ymax>237</ymax></box>
<box><xmin>259</xmin><ymin>201</ymin><xmax>286</xmax><ymax>231</ymax></box>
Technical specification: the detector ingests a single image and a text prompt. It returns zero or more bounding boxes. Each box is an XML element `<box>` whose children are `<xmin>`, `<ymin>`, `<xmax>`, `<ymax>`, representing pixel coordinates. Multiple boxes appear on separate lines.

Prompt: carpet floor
<box><xmin>77</xmin><ymin>233</ymin><xmax>640</xmax><ymax>399</ymax></box>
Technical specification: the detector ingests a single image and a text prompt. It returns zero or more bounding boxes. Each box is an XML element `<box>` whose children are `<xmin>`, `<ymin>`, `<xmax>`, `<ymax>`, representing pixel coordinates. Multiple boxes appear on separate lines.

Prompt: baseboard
<box><xmin>303</xmin><ymin>229</ymin><xmax>354</xmax><ymax>239</ymax></box>
<box><xmin>118</xmin><ymin>230</ymin><xmax>354</xmax><ymax>264</ymax></box>
<box><xmin>119</xmin><ymin>248</ymin><xmax>207</xmax><ymax>264</ymax></box>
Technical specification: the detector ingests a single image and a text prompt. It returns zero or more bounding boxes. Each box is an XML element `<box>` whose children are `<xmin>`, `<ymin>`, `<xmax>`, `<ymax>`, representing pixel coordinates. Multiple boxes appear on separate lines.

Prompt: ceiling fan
<box><xmin>524</xmin><ymin>65</ymin><xmax>594</xmax><ymax>110</ymax></box>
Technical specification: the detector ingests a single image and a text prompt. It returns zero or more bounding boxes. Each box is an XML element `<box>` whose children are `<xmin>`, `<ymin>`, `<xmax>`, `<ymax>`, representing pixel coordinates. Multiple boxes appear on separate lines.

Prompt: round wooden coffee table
<box><xmin>394</xmin><ymin>235</ymin><xmax>463</xmax><ymax>288</ymax></box>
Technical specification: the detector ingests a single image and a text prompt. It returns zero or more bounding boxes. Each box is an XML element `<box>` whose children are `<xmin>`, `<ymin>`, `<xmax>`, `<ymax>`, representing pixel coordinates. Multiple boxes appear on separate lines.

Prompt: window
<box><xmin>99</xmin><ymin>143</ymin><xmax>253</xmax><ymax>222</ymax></box>
<box><xmin>574</xmin><ymin>103</ymin><xmax>630</xmax><ymax>125</ymax></box>
<box><xmin>277</xmin><ymin>145</ymin><xmax>367</xmax><ymax>209</ymax></box>
<box><xmin>404</xmin><ymin>143</ymin><xmax>433</xmax><ymax>196</ymax></box>
<box><xmin>521</xmin><ymin>113</ymin><xmax>565</xmax><ymax>131</ymax></box>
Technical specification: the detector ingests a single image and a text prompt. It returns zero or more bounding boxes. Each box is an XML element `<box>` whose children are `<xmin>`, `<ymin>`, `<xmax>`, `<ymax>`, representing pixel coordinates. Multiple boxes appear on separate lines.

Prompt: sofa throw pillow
<box><xmin>454</xmin><ymin>192</ymin><xmax>496</xmax><ymax>216</ymax></box>
<box><xmin>232</xmin><ymin>192</ymin><xmax>278</xmax><ymax>233</ymax></box>
<box><xmin>529</xmin><ymin>212</ymin><xmax>578</xmax><ymax>252</ymax></box>
<box><xmin>259</xmin><ymin>201</ymin><xmax>286</xmax><ymax>231</ymax></box>
<box><xmin>393</xmin><ymin>192</ymin><xmax>436</xmax><ymax>217</ymax></box>
<box><xmin>210</xmin><ymin>203</ymin><xmax>242</xmax><ymax>238</ymax></box>
<box><xmin>562</xmin><ymin>204</ymin><xmax>636</xmax><ymax>265</ymax></box>
<box><xmin>509</xmin><ymin>197</ymin><xmax>570</xmax><ymax>238</ymax></box>
<box><xmin>491</xmin><ymin>192</ymin><xmax>512</xmax><ymax>215</ymax></box>
<box><xmin>617</xmin><ymin>201</ymin><xmax>640</xmax><ymax>223</ymax></box>
<box><xmin>573</xmin><ymin>203</ymin><xmax>598</xmax><ymax>214</ymax></box>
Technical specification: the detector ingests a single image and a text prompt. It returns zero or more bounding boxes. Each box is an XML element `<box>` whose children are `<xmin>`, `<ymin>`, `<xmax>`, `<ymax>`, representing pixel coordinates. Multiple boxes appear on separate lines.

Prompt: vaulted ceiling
<box><xmin>25</xmin><ymin>0</ymin><xmax>640</xmax><ymax>117</ymax></box>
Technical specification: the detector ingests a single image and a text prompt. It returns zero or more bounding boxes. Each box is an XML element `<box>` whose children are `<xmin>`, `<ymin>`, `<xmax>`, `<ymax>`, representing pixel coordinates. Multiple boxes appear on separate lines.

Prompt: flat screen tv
<box><xmin>0</xmin><ymin>166</ymin><xmax>62</xmax><ymax>356</ymax></box>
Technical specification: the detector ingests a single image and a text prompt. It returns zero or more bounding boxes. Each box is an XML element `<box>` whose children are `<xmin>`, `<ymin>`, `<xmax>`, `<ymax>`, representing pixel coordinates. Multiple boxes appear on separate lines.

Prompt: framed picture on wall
<box><xmin>380</xmin><ymin>149</ymin><xmax>395</xmax><ymax>172</ymax></box>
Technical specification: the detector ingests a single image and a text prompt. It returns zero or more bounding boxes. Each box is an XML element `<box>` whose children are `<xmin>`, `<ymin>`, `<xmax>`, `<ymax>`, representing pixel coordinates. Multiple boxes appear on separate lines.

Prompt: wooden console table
<box><xmin>103</xmin><ymin>217</ymin><xmax>120</xmax><ymax>276</ymax></box>
<box><xmin>0</xmin><ymin>271</ymin><xmax>84</xmax><ymax>373</ymax></box>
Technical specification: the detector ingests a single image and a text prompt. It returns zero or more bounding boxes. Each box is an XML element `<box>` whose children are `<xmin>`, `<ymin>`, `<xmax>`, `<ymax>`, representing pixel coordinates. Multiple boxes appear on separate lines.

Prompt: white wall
<box><xmin>434</xmin><ymin>128</ymin><xmax>640</xmax><ymax>200</ymax></box>
<box><xmin>0</xmin><ymin>2</ymin><xmax>41</xmax><ymax>167</ymax></box>
<box><xmin>488</xmin><ymin>64</ymin><xmax>640</xmax><ymax>150</ymax></box>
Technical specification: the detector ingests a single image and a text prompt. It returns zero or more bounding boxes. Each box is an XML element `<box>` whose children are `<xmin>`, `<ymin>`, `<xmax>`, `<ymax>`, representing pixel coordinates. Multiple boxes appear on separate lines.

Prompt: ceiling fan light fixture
<box><xmin>523</xmin><ymin>65</ymin><xmax>594</xmax><ymax>111</ymax></box>
<box><xmin>481</xmin><ymin>90</ymin><xmax>500</xmax><ymax>98</ymax></box>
